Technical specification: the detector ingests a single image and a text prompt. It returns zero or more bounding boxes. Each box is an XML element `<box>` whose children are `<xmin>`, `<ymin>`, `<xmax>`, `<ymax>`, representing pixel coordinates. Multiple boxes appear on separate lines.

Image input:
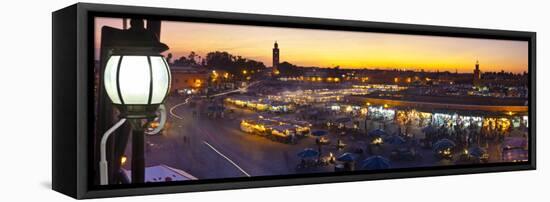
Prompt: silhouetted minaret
<box><xmin>473</xmin><ymin>60</ymin><xmax>482</xmax><ymax>87</ymax></box>
<box><xmin>474</xmin><ymin>60</ymin><xmax>481</xmax><ymax>79</ymax></box>
<box><xmin>272</xmin><ymin>41</ymin><xmax>280</xmax><ymax>75</ymax></box>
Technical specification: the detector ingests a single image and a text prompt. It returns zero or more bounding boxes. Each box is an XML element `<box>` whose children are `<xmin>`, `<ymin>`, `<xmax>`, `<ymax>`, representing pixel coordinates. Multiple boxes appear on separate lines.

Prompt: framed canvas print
<box><xmin>52</xmin><ymin>3</ymin><xmax>536</xmax><ymax>199</ymax></box>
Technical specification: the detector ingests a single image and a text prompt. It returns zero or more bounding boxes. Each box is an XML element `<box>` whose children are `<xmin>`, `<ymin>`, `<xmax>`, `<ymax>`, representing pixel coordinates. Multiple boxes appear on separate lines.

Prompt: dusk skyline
<box><xmin>91</xmin><ymin>17</ymin><xmax>530</xmax><ymax>186</ymax></box>
<box><xmin>95</xmin><ymin>17</ymin><xmax>528</xmax><ymax>73</ymax></box>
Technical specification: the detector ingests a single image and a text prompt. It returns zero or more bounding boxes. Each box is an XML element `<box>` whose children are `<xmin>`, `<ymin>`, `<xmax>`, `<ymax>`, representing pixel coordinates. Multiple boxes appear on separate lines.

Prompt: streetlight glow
<box><xmin>121</xmin><ymin>156</ymin><xmax>127</xmax><ymax>165</ymax></box>
<box><xmin>104</xmin><ymin>55</ymin><xmax>171</xmax><ymax>106</ymax></box>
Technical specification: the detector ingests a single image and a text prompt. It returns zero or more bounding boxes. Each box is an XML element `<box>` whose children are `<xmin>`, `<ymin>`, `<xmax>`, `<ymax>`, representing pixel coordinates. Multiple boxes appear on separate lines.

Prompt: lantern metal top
<box><xmin>102</xmin><ymin>19</ymin><xmax>169</xmax><ymax>56</ymax></box>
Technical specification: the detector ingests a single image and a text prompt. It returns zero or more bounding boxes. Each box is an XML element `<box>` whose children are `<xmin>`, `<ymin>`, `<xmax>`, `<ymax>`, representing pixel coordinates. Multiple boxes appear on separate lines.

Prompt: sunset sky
<box><xmin>95</xmin><ymin>17</ymin><xmax>528</xmax><ymax>73</ymax></box>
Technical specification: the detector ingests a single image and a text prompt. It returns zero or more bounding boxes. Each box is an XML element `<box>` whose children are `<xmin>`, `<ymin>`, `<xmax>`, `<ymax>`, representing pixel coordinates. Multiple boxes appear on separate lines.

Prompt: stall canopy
<box><xmin>297</xmin><ymin>148</ymin><xmax>319</xmax><ymax>159</ymax></box>
<box><xmin>337</xmin><ymin>152</ymin><xmax>356</xmax><ymax>162</ymax></box>
<box><xmin>384</xmin><ymin>135</ymin><xmax>406</xmax><ymax>145</ymax></box>
<box><xmin>368</xmin><ymin>129</ymin><xmax>388</xmax><ymax>137</ymax></box>
<box><xmin>468</xmin><ymin>146</ymin><xmax>487</xmax><ymax>158</ymax></box>
<box><xmin>433</xmin><ymin>138</ymin><xmax>456</xmax><ymax>151</ymax></box>
<box><xmin>361</xmin><ymin>155</ymin><xmax>390</xmax><ymax>170</ymax></box>
<box><xmin>311</xmin><ymin>130</ymin><xmax>328</xmax><ymax>137</ymax></box>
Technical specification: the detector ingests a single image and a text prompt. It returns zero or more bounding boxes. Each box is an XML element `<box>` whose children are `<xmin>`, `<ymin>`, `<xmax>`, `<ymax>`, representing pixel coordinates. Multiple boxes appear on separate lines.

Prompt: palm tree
<box><xmin>166</xmin><ymin>53</ymin><xmax>173</xmax><ymax>65</ymax></box>
<box><xmin>188</xmin><ymin>51</ymin><xmax>197</xmax><ymax>65</ymax></box>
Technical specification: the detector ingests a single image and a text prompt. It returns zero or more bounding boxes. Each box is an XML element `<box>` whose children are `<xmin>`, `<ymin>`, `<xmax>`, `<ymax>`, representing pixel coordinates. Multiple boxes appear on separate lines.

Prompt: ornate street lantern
<box><xmin>104</xmin><ymin>54</ymin><xmax>171</xmax><ymax>118</ymax></box>
<box><xmin>99</xmin><ymin>19</ymin><xmax>171</xmax><ymax>185</ymax></box>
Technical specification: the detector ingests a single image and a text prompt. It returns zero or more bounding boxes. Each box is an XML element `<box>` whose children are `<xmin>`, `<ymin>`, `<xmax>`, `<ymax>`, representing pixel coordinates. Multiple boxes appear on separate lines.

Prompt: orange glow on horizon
<box><xmin>95</xmin><ymin>17</ymin><xmax>528</xmax><ymax>73</ymax></box>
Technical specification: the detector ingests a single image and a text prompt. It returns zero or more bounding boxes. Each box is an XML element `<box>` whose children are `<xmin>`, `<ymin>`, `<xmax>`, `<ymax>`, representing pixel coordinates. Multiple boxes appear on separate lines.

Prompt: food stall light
<box><xmin>120</xmin><ymin>156</ymin><xmax>127</xmax><ymax>166</ymax></box>
<box><xmin>346</xmin><ymin>106</ymin><xmax>353</xmax><ymax>112</ymax></box>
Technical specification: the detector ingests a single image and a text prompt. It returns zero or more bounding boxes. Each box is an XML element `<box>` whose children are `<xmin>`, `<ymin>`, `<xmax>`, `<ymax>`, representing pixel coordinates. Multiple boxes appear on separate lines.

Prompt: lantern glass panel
<box><xmin>104</xmin><ymin>55</ymin><xmax>122</xmax><ymax>104</ymax></box>
<box><xmin>118</xmin><ymin>56</ymin><xmax>151</xmax><ymax>104</ymax></box>
<box><xmin>150</xmin><ymin>56</ymin><xmax>171</xmax><ymax>104</ymax></box>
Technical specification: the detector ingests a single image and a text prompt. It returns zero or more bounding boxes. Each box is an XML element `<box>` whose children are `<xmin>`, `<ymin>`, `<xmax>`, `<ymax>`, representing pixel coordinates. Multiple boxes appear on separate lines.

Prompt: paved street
<box><xmin>125</xmin><ymin>96</ymin><xmax>330</xmax><ymax>180</ymax></box>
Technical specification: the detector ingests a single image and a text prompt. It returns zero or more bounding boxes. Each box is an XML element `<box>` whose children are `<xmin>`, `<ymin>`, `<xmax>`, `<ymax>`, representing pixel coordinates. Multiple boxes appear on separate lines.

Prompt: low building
<box><xmin>170</xmin><ymin>66</ymin><xmax>209</xmax><ymax>95</ymax></box>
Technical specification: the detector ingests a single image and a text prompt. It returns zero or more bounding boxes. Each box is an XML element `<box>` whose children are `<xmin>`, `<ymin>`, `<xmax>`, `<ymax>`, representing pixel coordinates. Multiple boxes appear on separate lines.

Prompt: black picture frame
<box><xmin>52</xmin><ymin>3</ymin><xmax>536</xmax><ymax>199</ymax></box>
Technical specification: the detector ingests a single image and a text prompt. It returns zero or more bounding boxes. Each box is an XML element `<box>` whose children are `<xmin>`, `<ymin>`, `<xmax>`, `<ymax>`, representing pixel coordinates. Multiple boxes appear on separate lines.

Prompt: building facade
<box><xmin>170</xmin><ymin>66</ymin><xmax>209</xmax><ymax>95</ymax></box>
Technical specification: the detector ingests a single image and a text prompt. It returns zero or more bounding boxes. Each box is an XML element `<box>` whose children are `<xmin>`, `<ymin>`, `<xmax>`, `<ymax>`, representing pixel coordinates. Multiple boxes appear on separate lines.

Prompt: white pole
<box><xmin>99</xmin><ymin>118</ymin><xmax>127</xmax><ymax>185</ymax></box>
